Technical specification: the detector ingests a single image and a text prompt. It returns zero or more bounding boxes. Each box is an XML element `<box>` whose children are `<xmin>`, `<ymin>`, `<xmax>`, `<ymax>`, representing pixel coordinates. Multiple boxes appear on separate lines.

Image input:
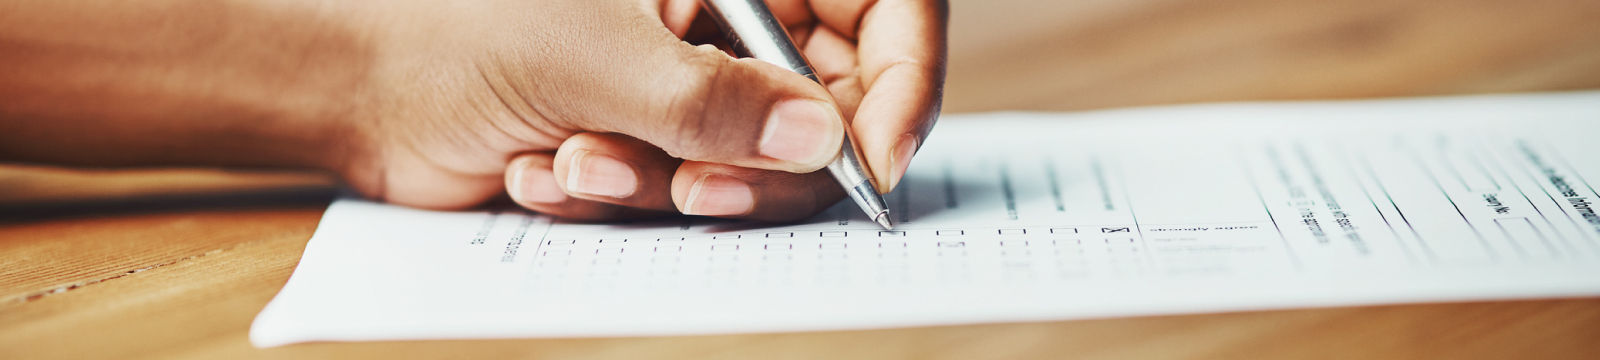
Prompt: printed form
<box><xmin>252</xmin><ymin>92</ymin><xmax>1600</xmax><ymax>347</ymax></box>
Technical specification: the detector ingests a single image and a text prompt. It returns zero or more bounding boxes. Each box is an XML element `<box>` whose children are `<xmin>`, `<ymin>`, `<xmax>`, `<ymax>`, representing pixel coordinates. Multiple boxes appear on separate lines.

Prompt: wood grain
<box><xmin>5</xmin><ymin>0</ymin><xmax>1600</xmax><ymax>358</ymax></box>
<box><xmin>0</xmin><ymin>164</ymin><xmax>334</xmax><ymax>204</ymax></box>
<box><xmin>943</xmin><ymin>0</ymin><xmax>1600</xmax><ymax>112</ymax></box>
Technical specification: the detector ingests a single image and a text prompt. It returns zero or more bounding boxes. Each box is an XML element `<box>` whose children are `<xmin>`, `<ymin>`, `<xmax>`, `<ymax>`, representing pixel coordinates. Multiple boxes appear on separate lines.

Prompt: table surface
<box><xmin>6</xmin><ymin>0</ymin><xmax>1600</xmax><ymax>359</ymax></box>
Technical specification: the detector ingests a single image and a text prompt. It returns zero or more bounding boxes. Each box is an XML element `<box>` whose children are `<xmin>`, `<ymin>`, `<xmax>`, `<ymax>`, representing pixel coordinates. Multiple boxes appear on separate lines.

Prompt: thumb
<box><xmin>562</xmin><ymin>39</ymin><xmax>847</xmax><ymax>174</ymax></box>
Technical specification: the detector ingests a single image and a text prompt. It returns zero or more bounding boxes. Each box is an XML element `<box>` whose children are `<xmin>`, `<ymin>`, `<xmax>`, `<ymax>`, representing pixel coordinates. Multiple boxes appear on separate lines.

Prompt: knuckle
<box><xmin>653</xmin><ymin>46</ymin><xmax>729</xmax><ymax>161</ymax></box>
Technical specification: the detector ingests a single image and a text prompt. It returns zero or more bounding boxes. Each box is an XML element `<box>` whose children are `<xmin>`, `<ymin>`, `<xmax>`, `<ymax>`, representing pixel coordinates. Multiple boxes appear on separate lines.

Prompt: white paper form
<box><xmin>251</xmin><ymin>91</ymin><xmax>1600</xmax><ymax>347</ymax></box>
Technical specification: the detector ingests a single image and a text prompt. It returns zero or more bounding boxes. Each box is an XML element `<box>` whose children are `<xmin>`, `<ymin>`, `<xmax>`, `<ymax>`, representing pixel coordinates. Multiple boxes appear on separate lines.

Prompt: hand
<box><xmin>345</xmin><ymin>0</ymin><xmax>947</xmax><ymax>221</ymax></box>
<box><xmin>0</xmin><ymin>0</ymin><xmax>946</xmax><ymax>222</ymax></box>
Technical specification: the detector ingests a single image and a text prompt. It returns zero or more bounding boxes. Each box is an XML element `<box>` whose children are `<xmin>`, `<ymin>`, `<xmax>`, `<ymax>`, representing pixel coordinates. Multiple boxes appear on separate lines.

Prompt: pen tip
<box><xmin>874</xmin><ymin>211</ymin><xmax>894</xmax><ymax>230</ymax></box>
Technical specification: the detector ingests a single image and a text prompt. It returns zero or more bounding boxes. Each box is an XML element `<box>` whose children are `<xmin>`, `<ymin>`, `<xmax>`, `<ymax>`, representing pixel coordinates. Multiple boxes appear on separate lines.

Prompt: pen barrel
<box><xmin>699</xmin><ymin>0</ymin><xmax>891</xmax><ymax>224</ymax></box>
<box><xmin>698</xmin><ymin>0</ymin><xmax>819</xmax><ymax>83</ymax></box>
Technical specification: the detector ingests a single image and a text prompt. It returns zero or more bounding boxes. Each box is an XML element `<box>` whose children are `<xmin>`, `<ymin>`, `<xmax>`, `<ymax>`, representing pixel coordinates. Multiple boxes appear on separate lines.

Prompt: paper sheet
<box><xmin>251</xmin><ymin>92</ymin><xmax>1600</xmax><ymax>347</ymax></box>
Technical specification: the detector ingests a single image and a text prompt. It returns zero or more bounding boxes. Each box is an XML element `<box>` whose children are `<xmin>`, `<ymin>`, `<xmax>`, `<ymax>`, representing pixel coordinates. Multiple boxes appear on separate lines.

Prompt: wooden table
<box><xmin>5</xmin><ymin>0</ymin><xmax>1600</xmax><ymax>358</ymax></box>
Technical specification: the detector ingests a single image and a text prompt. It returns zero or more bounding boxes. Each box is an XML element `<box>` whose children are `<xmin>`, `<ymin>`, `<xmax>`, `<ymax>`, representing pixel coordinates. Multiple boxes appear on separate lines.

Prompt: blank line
<box><xmin>942</xmin><ymin>161</ymin><xmax>959</xmax><ymax>209</ymax></box>
<box><xmin>1412</xmin><ymin>149</ymin><xmax>1498</xmax><ymax>262</ymax></box>
<box><xmin>1361</xmin><ymin>151</ymin><xmax>1437</xmax><ymax>264</ymax></box>
<box><xmin>999</xmin><ymin>161</ymin><xmax>1018</xmax><ymax>220</ymax></box>
<box><xmin>1044</xmin><ymin>158</ymin><xmax>1066</xmax><ymax>212</ymax></box>
<box><xmin>1335</xmin><ymin>142</ymin><xmax>1417</xmax><ymax>265</ymax></box>
<box><xmin>1484</xmin><ymin>143</ymin><xmax>1575</xmax><ymax>260</ymax></box>
<box><xmin>1237</xmin><ymin>144</ymin><xmax>1303</xmax><ymax>270</ymax></box>
<box><xmin>1091</xmin><ymin>156</ymin><xmax>1114</xmax><ymax>211</ymax></box>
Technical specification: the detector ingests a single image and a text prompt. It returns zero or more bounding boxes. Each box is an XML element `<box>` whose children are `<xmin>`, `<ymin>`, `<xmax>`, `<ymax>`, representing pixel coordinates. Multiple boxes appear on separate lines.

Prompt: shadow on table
<box><xmin>0</xmin><ymin>186</ymin><xmax>338</xmax><ymax>223</ymax></box>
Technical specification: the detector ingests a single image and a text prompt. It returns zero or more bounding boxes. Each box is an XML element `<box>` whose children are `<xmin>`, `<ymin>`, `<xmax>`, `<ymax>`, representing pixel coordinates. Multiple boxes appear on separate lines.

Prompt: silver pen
<box><xmin>698</xmin><ymin>0</ymin><xmax>894</xmax><ymax>230</ymax></box>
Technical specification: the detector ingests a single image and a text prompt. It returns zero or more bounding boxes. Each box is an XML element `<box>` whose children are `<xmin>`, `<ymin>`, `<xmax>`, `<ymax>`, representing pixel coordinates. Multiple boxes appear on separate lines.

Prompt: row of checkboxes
<box><xmin>543</xmin><ymin>227</ymin><xmax>1109</xmax><ymax>246</ymax></box>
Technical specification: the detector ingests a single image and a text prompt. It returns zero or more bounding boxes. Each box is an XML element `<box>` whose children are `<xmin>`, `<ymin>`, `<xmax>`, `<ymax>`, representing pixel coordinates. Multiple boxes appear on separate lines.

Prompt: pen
<box><xmin>698</xmin><ymin>0</ymin><xmax>894</xmax><ymax>230</ymax></box>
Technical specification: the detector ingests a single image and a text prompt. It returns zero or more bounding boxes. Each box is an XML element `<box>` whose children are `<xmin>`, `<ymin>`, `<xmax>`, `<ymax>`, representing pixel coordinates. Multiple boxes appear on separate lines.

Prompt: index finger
<box><xmin>817</xmin><ymin>0</ymin><xmax>949</xmax><ymax>192</ymax></box>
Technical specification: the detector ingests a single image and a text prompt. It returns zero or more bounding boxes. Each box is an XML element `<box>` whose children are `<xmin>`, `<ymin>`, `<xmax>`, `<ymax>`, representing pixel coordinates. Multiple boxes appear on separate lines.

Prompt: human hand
<box><xmin>340</xmin><ymin>0</ymin><xmax>947</xmax><ymax>221</ymax></box>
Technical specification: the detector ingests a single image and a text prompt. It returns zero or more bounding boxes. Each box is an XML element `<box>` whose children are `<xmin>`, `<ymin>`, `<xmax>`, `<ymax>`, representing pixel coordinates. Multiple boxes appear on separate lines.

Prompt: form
<box><xmin>251</xmin><ymin>91</ymin><xmax>1600</xmax><ymax>347</ymax></box>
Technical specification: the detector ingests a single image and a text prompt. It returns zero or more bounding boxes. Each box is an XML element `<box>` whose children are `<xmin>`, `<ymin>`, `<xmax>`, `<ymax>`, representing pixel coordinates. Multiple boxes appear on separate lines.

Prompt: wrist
<box><xmin>0</xmin><ymin>0</ymin><xmax>376</xmax><ymax>173</ymax></box>
<box><xmin>236</xmin><ymin>2</ymin><xmax>379</xmax><ymax>174</ymax></box>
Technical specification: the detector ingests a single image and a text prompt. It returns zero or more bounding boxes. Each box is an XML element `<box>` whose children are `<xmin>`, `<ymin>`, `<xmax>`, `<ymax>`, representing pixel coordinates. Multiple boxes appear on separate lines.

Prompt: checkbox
<box><xmin>879</xmin><ymin>231</ymin><xmax>906</xmax><ymax>237</ymax></box>
<box><xmin>599</xmin><ymin>238</ymin><xmax>628</xmax><ymax>243</ymax></box>
<box><xmin>936</xmin><ymin>230</ymin><xmax>964</xmax><ymax>236</ymax></box>
<box><xmin>1056</xmin><ymin>249</ymin><xmax>1085</xmax><ymax>257</ymax></box>
<box><xmin>713</xmin><ymin>234</ymin><xmax>742</xmax><ymax>239</ymax></box>
<box><xmin>1001</xmin><ymin>240</ymin><xmax>1028</xmax><ymax>247</ymax></box>
<box><xmin>999</xmin><ymin>229</ymin><xmax>1026</xmax><ymax>235</ymax></box>
<box><xmin>817</xmin><ymin>252</ymin><xmax>848</xmax><ymax>261</ymax></box>
<box><xmin>711</xmin><ymin>244</ymin><xmax>739</xmax><ymax>251</ymax></box>
<box><xmin>543</xmin><ymin>250</ymin><xmax>571</xmax><ymax>257</ymax></box>
<box><xmin>655</xmin><ymin>246</ymin><xmax>681</xmax><ymax>253</ymax></box>
<box><xmin>547</xmin><ymin>239</ymin><xmax>575</xmax><ymax>245</ymax></box>
<box><xmin>766</xmin><ymin>232</ymin><xmax>793</xmax><ymax>238</ymax></box>
<box><xmin>765</xmin><ymin>244</ymin><xmax>792</xmax><ymax>250</ymax></box>
<box><xmin>820</xmin><ymin>231</ymin><xmax>848</xmax><ymax>237</ymax></box>
<box><xmin>595</xmin><ymin>248</ymin><xmax>624</xmax><ymax>254</ymax></box>
<box><xmin>1050</xmin><ymin>228</ymin><xmax>1078</xmax><ymax>234</ymax></box>
<box><xmin>657</xmin><ymin>238</ymin><xmax>684</xmax><ymax>242</ymax></box>
<box><xmin>880</xmin><ymin>242</ymin><xmax>907</xmax><ymax>248</ymax></box>
<box><xmin>819</xmin><ymin>243</ymin><xmax>848</xmax><ymax>250</ymax></box>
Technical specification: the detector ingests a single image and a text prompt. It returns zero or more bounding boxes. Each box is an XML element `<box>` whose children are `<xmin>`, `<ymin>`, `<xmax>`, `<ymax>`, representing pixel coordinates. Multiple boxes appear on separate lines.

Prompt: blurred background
<box><xmin>943</xmin><ymin>0</ymin><xmax>1600</xmax><ymax>112</ymax></box>
<box><xmin>5</xmin><ymin>0</ymin><xmax>1600</xmax><ymax>207</ymax></box>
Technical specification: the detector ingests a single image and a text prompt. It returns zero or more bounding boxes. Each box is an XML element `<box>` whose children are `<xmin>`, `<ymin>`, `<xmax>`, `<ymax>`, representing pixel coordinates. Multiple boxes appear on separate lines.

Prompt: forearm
<box><xmin>0</xmin><ymin>0</ymin><xmax>372</xmax><ymax>170</ymax></box>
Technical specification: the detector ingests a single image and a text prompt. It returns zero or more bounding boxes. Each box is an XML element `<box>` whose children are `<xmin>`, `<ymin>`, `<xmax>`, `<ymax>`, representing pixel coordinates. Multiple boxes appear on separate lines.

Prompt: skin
<box><xmin>0</xmin><ymin>0</ymin><xmax>947</xmax><ymax>222</ymax></box>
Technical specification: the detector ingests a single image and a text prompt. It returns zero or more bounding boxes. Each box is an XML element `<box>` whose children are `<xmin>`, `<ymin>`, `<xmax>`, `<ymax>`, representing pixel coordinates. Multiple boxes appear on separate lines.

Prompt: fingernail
<box><xmin>682</xmin><ymin>174</ymin><xmax>755</xmax><ymax>216</ymax></box>
<box><xmin>760</xmin><ymin>98</ymin><xmax>842</xmax><ymax>167</ymax></box>
<box><xmin>888</xmin><ymin>134</ymin><xmax>918</xmax><ymax>191</ymax></box>
<box><xmin>510</xmin><ymin>159</ymin><xmax>568</xmax><ymax>204</ymax></box>
<box><xmin>566</xmin><ymin>150</ymin><xmax>638</xmax><ymax>198</ymax></box>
